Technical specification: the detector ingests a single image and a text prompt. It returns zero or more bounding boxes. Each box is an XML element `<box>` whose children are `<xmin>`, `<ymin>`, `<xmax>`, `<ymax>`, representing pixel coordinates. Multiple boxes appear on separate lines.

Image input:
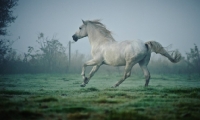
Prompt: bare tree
<box><xmin>185</xmin><ymin>44</ymin><xmax>200</xmax><ymax>74</ymax></box>
<box><xmin>24</xmin><ymin>33</ymin><xmax>68</xmax><ymax>73</ymax></box>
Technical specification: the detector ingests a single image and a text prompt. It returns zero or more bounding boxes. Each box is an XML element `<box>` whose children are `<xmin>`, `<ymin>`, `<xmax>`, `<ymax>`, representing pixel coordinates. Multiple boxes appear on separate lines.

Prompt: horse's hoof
<box><xmin>84</xmin><ymin>77</ymin><xmax>89</xmax><ymax>84</ymax></box>
<box><xmin>80</xmin><ymin>84</ymin><xmax>86</xmax><ymax>87</ymax></box>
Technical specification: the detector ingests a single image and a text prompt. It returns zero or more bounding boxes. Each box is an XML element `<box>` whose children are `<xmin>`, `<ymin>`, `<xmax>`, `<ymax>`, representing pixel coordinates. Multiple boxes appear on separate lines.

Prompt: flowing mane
<box><xmin>86</xmin><ymin>20</ymin><xmax>115</xmax><ymax>41</ymax></box>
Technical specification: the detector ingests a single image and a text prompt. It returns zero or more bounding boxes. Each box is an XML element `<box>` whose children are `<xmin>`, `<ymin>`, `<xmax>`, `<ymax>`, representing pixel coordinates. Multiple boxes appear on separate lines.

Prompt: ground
<box><xmin>0</xmin><ymin>73</ymin><xmax>200</xmax><ymax>120</ymax></box>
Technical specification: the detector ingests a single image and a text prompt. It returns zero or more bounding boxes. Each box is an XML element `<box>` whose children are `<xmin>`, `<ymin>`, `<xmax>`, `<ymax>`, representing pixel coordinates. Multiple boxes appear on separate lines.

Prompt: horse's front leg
<box><xmin>81</xmin><ymin>64</ymin><xmax>87</xmax><ymax>82</ymax></box>
<box><xmin>81</xmin><ymin>59</ymin><xmax>101</xmax><ymax>87</ymax></box>
<box><xmin>87</xmin><ymin>65</ymin><xmax>101</xmax><ymax>82</ymax></box>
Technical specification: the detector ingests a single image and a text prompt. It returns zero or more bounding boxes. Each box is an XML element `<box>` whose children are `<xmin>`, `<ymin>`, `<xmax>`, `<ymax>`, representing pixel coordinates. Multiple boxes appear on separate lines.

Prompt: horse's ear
<box><xmin>150</xmin><ymin>41</ymin><xmax>152</xmax><ymax>46</ymax></box>
<box><xmin>82</xmin><ymin>19</ymin><xmax>86</xmax><ymax>25</ymax></box>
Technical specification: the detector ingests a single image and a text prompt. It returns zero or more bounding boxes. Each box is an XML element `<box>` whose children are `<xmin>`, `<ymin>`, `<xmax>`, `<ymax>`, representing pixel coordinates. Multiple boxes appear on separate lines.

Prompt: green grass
<box><xmin>0</xmin><ymin>73</ymin><xmax>200</xmax><ymax>120</ymax></box>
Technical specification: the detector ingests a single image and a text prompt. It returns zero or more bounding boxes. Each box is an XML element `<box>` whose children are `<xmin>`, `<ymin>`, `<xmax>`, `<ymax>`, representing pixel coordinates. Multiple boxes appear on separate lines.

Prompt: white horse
<box><xmin>72</xmin><ymin>20</ymin><xmax>181</xmax><ymax>87</ymax></box>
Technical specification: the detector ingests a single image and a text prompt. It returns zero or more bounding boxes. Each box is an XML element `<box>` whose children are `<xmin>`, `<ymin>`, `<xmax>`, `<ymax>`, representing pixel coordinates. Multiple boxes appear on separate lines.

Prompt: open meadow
<box><xmin>0</xmin><ymin>73</ymin><xmax>200</xmax><ymax>120</ymax></box>
<box><xmin>1</xmin><ymin>1</ymin><xmax>200</xmax><ymax>120</ymax></box>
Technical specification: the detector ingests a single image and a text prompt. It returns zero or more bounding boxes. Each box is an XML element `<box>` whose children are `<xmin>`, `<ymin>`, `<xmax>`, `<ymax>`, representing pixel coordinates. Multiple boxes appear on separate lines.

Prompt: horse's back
<box><xmin>129</xmin><ymin>40</ymin><xmax>147</xmax><ymax>55</ymax></box>
<box><xmin>123</xmin><ymin>40</ymin><xmax>147</xmax><ymax>60</ymax></box>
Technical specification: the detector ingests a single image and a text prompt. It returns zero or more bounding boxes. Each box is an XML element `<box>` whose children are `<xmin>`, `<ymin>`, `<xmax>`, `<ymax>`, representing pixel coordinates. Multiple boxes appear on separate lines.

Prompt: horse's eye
<box><xmin>79</xmin><ymin>27</ymin><xmax>82</xmax><ymax>30</ymax></box>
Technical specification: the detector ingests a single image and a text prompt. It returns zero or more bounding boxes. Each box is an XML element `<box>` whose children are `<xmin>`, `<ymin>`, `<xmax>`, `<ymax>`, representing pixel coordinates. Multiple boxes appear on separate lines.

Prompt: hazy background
<box><xmin>1</xmin><ymin>0</ymin><xmax>200</xmax><ymax>56</ymax></box>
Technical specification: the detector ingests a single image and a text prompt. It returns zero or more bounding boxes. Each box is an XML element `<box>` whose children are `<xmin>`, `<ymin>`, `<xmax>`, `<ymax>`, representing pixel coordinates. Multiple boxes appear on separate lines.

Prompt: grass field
<box><xmin>0</xmin><ymin>73</ymin><xmax>200</xmax><ymax>120</ymax></box>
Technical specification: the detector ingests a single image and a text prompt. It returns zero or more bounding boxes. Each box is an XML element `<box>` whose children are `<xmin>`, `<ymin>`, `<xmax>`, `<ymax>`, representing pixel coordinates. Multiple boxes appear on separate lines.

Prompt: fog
<box><xmin>1</xmin><ymin>0</ymin><xmax>200</xmax><ymax>56</ymax></box>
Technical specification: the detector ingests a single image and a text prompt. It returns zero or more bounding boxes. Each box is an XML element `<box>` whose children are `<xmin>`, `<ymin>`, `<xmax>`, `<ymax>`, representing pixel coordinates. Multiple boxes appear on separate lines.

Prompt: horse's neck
<box><xmin>87</xmin><ymin>28</ymin><xmax>115</xmax><ymax>48</ymax></box>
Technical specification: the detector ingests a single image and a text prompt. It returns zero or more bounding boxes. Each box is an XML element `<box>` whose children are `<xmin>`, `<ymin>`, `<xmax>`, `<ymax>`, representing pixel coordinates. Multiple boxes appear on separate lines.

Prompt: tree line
<box><xmin>0</xmin><ymin>0</ymin><xmax>199</xmax><ymax>75</ymax></box>
<box><xmin>0</xmin><ymin>33</ymin><xmax>199</xmax><ymax>75</ymax></box>
<box><xmin>0</xmin><ymin>33</ymin><xmax>85</xmax><ymax>74</ymax></box>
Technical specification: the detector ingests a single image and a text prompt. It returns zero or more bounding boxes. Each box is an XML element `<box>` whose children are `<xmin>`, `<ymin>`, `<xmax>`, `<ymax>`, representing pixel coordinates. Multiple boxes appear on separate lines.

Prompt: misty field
<box><xmin>0</xmin><ymin>73</ymin><xmax>200</xmax><ymax>120</ymax></box>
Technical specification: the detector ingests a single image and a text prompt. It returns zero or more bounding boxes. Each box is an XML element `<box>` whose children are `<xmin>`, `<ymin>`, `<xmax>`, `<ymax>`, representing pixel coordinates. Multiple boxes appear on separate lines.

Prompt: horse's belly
<box><xmin>104</xmin><ymin>59</ymin><xmax>126</xmax><ymax>66</ymax></box>
<box><xmin>104</xmin><ymin>52</ymin><xmax>126</xmax><ymax>66</ymax></box>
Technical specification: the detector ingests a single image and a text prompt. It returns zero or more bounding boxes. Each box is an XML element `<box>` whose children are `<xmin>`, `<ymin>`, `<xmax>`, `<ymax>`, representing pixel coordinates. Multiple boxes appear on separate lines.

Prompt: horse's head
<box><xmin>72</xmin><ymin>20</ymin><xmax>88</xmax><ymax>42</ymax></box>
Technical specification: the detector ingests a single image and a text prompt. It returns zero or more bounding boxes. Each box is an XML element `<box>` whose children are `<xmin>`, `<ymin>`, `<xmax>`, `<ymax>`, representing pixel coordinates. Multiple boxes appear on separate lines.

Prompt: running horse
<box><xmin>72</xmin><ymin>20</ymin><xmax>181</xmax><ymax>87</ymax></box>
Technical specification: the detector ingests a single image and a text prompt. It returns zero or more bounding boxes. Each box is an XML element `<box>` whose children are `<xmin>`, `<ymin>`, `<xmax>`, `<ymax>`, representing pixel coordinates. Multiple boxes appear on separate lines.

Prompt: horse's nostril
<box><xmin>72</xmin><ymin>35</ymin><xmax>76</xmax><ymax>39</ymax></box>
<box><xmin>72</xmin><ymin>35</ymin><xmax>78</xmax><ymax>41</ymax></box>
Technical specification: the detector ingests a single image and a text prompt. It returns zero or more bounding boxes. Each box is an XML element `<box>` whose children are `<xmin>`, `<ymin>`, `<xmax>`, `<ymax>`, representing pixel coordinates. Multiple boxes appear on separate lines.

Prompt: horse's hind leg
<box><xmin>112</xmin><ymin>62</ymin><xmax>134</xmax><ymax>88</ymax></box>
<box><xmin>140</xmin><ymin>65</ymin><xmax>150</xmax><ymax>87</ymax></box>
<box><xmin>139</xmin><ymin>54</ymin><xmax>151</xmax><ymax>87</ymax></box>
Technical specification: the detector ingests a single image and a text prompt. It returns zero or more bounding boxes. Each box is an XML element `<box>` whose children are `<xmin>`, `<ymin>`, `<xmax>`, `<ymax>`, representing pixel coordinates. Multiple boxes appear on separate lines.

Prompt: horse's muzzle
<box><xmin>72</xmin><ymin>34</ymin><xmax>78</xmax><ymax>42</ymax></box>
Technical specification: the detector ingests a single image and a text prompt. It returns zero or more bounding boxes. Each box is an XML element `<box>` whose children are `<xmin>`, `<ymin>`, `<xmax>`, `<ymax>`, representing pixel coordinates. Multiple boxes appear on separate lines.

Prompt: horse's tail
<box><xmin>145</xmin><ymin>41</ymin><xmax>181</xmax><ymax>63</ymax></box>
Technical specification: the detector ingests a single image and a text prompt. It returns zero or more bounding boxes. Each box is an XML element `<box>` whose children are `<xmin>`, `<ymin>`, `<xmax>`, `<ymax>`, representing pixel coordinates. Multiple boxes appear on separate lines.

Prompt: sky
<box><xmin>2</xmin><ymin>0</ymin><xmax>200</xmax><ymax>56</ymax></box>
